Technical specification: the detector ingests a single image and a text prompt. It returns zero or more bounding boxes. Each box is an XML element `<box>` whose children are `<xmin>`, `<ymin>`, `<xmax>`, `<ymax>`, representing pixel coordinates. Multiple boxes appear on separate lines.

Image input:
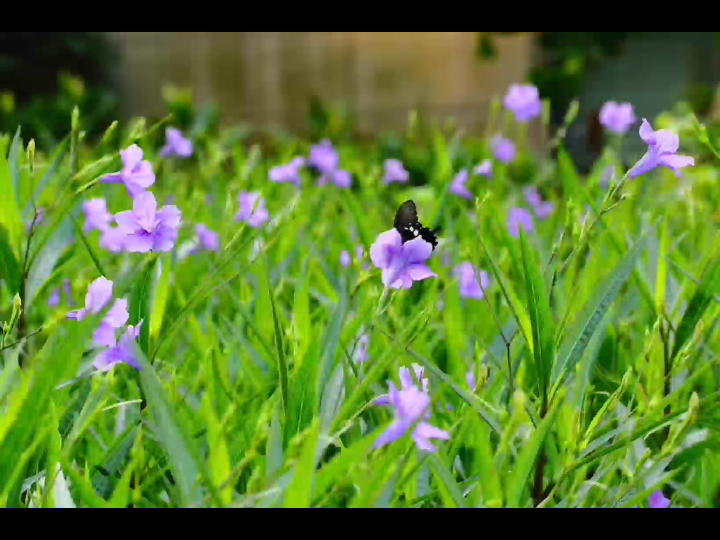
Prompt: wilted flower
<box><xmin>649</xmin><ymin>491</ymin><xmax>670</xmax><ymax>509</ymax></box>
<box><xmin>503</xmin><ymin>84</ymin><xmax>542</xmax><ymax>123</ymax></box>
<box><xmin>308</xmin><ymin>139</ymin><xmax>339</xmax><ymax>174</ymax></box>
<box><xmin>235</xmin><ymin>191</ymin><xmax>270</xmax><ymax>228</ymax></box>
<box><xmin>507</xmin><ymin>207</ymin><xmax>534</xmax><ymax>238</ymax></box>
<box><xmin>383</xmin><ymin>159</ymin><xmax>409</xmax><ymax>184</ymax></box>
<box><xmin>269</xmin><ymin>157</ymin><xmax>305</xmax><ymax>187</ymax></box>
<box><xmin>452</xmin><ymin>262</ymin><xmax>490</xmax><ymax>300</ymax></box>
<box><xmin>466</xmin><ymin>371</ymin><xmax>477</xmax><ymax>391</ymax></box>
<box><xmin>474</xmin><ymin>159</ymin><xmax>493</xmax><ymax>178</ymax></box>
<box><xmin>627</xmin><ymin>119</ymin><xmax>694</xmax><ymax>179</ymax></box>
<box><xmin>195</xmin><ymin>224</ymin><xmax>219</xmax><ymax>252</ymax></box>
<box><xmin>47</xmin><ymin>288</ymin><xmax>60</xmax><ymax>308</ymax></box>
<box><xmin>114</xmin><ymin>191</ymin><xmax>181</xmax><ymax>253</ymax></box>
<box><xmin>599</xmin><ymin>102</ymin><xmax>636</xmax><ymax>135</ymax></box>
<box><xmin>160</xmin><ymin>128</ymin><xmax>193</xmax><ymax>158</ymax></box>
<box><xmin>354</xmin><ymin>333</ymin><xmax>370</xmax><ymax>363</ymax></box>
<box><xmin>370</xmin><ymin>229</ymin><xmax>436</xmax><ymax>289</ymax></box>
<box><xmin>373</xmin><ymin>365</ymin><xmax>449</xmax><ymax>453</ymax></box>
<box><xmin>102</xmin><ymin>145</ymin><xmax>156</xmax><ymax>198</ymax></box>
<box><xmin>83</xmin><ymin>198</ymin><xmax>113</xmax><ymax>233</ymax></box>
<box><xmin>26</xmin><ymin>208</ymin><xmax>45</xmax><ymax>232</ymax></box>
<box><xmin>491</xmin><ymin>135</ymin><xmax>516</xmax><ymax>164</ymax></box>
<box><xmin>450</xmin><ymin>169</ymin><xmax>472</xmax><ymax>200</ymax></box>
<box><xmin>93</xmin><ymin>322</ymin><xmax>143</xmax><ymax>372</ymax></box>
<box><xmin>318</xmin><ymin>169</ymin><xmax>352</xmax><ymax>188</ymax></box>
<box><xmin>340</xmin><ymin>250</ymin><xmax>352</xmax><ymax>267</ymax></box>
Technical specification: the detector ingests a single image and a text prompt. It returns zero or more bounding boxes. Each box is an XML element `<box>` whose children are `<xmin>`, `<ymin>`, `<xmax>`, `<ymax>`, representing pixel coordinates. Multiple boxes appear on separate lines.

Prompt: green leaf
<box><xmin>655</xmin><ymin>218</ymin><xmax>669</xmax><ymax>316</ymax></box>
<box><xmin>149</xmin><ymin>254</ymin><xmax>172</xmax><ymax>340</ymax></box>
<box><xmin>25</xmin><ymin>138</ymin><xmax>69</xmax><ymax>217</ymax></box>
<box><xmin>558</xmin><ymin>146</ymin><xmax>581</xmax><ymax>201</ymax></box>
<box><xmin>131</xmin><ymin>341</ymin><xmax>202</xmax><ymax>506</ymax></box>
<box><xmin>672</xmin><ymin>240</ymin><xmax>720</xmax><ymax>360</ymax></box>
<box><xmin>0</xmin><ymin>225</ymin><xmax>21</xmax><ymax>296</ymax></box>
<box><xmin>0</xmin><ymin>137</ymin><xmax>22</xmax><ymax>257</ymax></box>
<box><xmin>505</xmin><ymin>390</ymin><xmax>564</xmax><ymax>508</ymax></box>
<box><xmin>519</xmin><ymin>229</ymin><xmax>555</xmax><ymax>408</ymax></box>
<box><xmin>202</xmin><ymin>393</ymin><xmax>232</xmax><ymax>506</ymax></box>
<box><xmin>130</xmin><ymin>256</ymin><xmax>158</xmax><ymax>355</ymax></box>
<box><xmin>265</xmin><ymin>256</ymin><xmax>289</xmax><ymax>419</ymax></box>
<box><xmin>430</xmin><ymin>453</ymin><xmax>467</xmax><ymax>508</ymax></box>
<box><xmin>26</xmin><ymin>216</ymin><xmax>74</xmax><ymax>307</ymax></box>
<box><xmin>8</xmin><ymin>127</ymin><xmax>22</xmax><ymax>195</ymax></box>
<box><xmin>553</xmin><ymin>230</ymin><xmax>649</xmax><ymax>385</ymax></box>
<box><xmin>283</xmin><ymin>419</ymin><xmax>321</xmax><ymax>508</ymax></box>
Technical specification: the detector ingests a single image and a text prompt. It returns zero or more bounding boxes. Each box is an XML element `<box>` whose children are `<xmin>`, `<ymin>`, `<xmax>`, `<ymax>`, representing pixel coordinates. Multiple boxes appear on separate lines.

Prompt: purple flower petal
<box><xmin>599</xmin><ymin>101</ymin><xmax>636</xmax><ymax>134</ymax></box>
<box><xmin>370</xmin><ymin>229</ymin><xmax>402</xmax><ymax>270</ymax></box>
<box><xmin>340</xmin><ymin>250</ymin><xmax>352</xmax><ymax>267</ymax></box>
<box><xmin>507</xmin><ymin>208</ymin><xmax>534</xmax><ymax>238</ymax></box>
<box><xmin>503</xmin><ymin>84</ymin><xmax>542</xmax><ymax>123</ymax></box>
<box><xmin>649</xmin><ymin>491</ymin><xmax>670</xmax><ymax>509</ymax></box>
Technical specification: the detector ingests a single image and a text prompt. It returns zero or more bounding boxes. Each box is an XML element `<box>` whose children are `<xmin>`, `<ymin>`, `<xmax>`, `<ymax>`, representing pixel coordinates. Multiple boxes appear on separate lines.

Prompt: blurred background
<box><xmin>2</xmin><ymin>32</ymin><xmax>720</xmax><ymax>169</ymax></box>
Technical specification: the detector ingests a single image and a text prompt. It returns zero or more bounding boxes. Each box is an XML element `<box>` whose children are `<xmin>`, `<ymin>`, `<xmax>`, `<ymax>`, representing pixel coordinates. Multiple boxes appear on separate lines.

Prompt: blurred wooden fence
<box><xmin>107</xmin><ymin>32</ymin><xmax>536</xmax><ymax>134</ymax></box>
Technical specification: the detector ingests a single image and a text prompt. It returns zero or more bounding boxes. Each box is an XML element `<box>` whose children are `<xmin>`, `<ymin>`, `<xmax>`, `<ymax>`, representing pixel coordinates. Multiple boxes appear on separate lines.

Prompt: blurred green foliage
<box><xmin>0</xmin><ymin>32</ymin><xmax>119</xmax><ymax>148</ymax></box>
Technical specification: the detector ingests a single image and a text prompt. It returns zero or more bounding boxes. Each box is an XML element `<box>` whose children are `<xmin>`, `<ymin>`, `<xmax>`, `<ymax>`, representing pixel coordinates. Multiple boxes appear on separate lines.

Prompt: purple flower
<box><xmin>94</xmin><ymin>322</ymin><xmax>143</xmax><ymax>372</ymax></box>
<box><xmin>452</xmin><ymin>262</ymin><xmax>490</xmax><ymax>300</ymax></box>
<box><xmin>466</xmin><ymin>371</ymin><xmax>477</xmax><ymax>391</ymax></box>
<box><xmin>196</xmin><ymin>224</ymin><xmax>220</xmax><ymax>252</ymax></box>
<box><xmin>450</xmin><ymin>170</ymin><xmax>472</xmax><ymax>200</ymax></box>
<box><xmin>340</xmin><ymin>250</ymin><xmax>352</xmax><ymax>267</ymax></box>
<box><xmin>627</xmin><ymin>119</ymin><xmax>694</xmax><ymax>179</ymax></box>
<box><xmin>373</xmin><ymin>365</ymin><xmax>449</xmax><ymax>453</ymax></box>
<box><xmin>507</xmin><ymin>207</ymin><xmax>534</xmax><ymax>238</ymax></box>
<box><xmin>491</xmin><ymin>135</ymin><xmax>516</xmax><ymax>164</ymax></box>
<box><xmin>235</xmin><ymin>191</ymin><xmax>269</xmax><ymax>228</ymax></box>
<box><xmin>102</xmin><ymin>145</ymin><xmax>156</xmax><ymax>198</ymax></box>
<box><xmin>269</xmin><ymin>157</ymin><xmax>305</xmax><ymax>187</ymax></box>
<box><xmin>66</xmin><ymin>277</ymin><xmax>129</xmax><ymax>348</ymax></box>
<box><xmin>308</xmin><ymin>139</ymin><xmax>339</xmax><ymax>174</ymax></box>
<box><xmin>83</xmin><ymin>198</ymin><xmax>113</xmax><ymax>233</ymax></box>
<box><xmin>503</xmin><ymin>84</ymin><xmax>542</xmax><ymax>123</ymax></box>
<box><xmin>160</xmin><ymin>128</ymin><xmax>193</xmax><ymax>158</ymax></box>
<box><xmin>474</xmin><ymin>159</ymin><xmax>493</xmax><ymax>178</ymax></box>
<box><xmin>383</xmin><ymin>159</ymin><xmax>409</xmax><ymax>185</ymax></box>
<box><xmin>47</xmin><ymin>288</ymin><xmax>60</xmax><ymax>308</ymax></box>
<box><xmin>355</xmin><ymin>245</ymin><xmax>365</xmax><ymax>260</ymax></box>
<box><xmin>524</xmin><ymin>186</ymin><xmax>542</xmax><ymax>206</ymax></box>
<box><xmin>370</xmin><ymin>229</ymin><xmax>436</xmax><ymax>289</ymax></box>
<box><xmin>534</xmin><ymin>202</ymin><xmax>555</xmax><ymax>220</ymax></box>
<box><xmin>649</xmin><ymin>491</ymin><xmax>670</xmax><ymax>509</ymax></box>
<box><xmin>100</xmin><ymin>227</ymin><xmax>127</xmax><ymax>253</ymax></box>
<box><xmin>318</xmin><ymin>169</ymin><xmax>352</xmax><ymax>189</ymax></box>
<box><xmin>599</xmin><ymin>102</ymin><xmax>636</xmax><ymax>135</ymax></box>
<box><xmin>114</xmin><ymin>191</ymin><xmax>182</xmax><ymax>253</ymax></box>
<box><xmin>354</xmin><ymin>333</ymin><xmax>370</xmax><ymax>363</ymax></box>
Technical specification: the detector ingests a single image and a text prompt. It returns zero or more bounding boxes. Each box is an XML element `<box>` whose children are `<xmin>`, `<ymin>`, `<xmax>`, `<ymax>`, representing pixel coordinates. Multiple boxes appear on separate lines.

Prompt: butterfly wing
<box><xmin>394</xmin><ymin>200</ymin><xmax>418</xmax><ymax>230</ymax></box>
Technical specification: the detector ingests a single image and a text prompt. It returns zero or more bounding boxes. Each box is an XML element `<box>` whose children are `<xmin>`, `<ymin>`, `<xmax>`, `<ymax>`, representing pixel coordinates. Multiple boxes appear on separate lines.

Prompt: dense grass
<box><xmin>1</xmin><ymin>97</ymin><xmax>720</xmax><ymax>508</ymax></box>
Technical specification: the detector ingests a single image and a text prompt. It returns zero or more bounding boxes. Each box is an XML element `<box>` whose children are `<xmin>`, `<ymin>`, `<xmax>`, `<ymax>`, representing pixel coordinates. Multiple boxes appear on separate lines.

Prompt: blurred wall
<box><xmin>107</xmin><ymin>32</ymin><xmax>536</xmax><ymax>134</ymax></box>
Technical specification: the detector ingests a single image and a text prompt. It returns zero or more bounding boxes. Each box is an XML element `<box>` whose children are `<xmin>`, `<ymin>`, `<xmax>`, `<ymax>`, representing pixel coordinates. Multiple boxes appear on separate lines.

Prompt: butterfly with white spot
<box><xmin>393</xmin><ymin>200</ymin><xmax>440</xmax><ymax>250</ymax></box>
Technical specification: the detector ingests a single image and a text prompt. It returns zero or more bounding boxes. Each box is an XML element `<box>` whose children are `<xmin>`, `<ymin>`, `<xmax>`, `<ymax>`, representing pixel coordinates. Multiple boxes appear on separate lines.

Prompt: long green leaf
<box><xmin>283</xmin><ymin>419</ymin><xmax>320</xmax><ymax>508</ymax></box>
<box><xmin>553</xmin><ymin>230</ymin><xmax>649</xmax><ymax>385</ymax></box>
<box><xmin>131</xmin><ymin>341</ymin><xmax>202</xmax><ymax>506</ymax></box>
<box><xmin>505</xmin><ymin>391</ymin><xmax>564</xmax><ymax>508</ymax></box>
<box><xmin>520</xmin><ymin>230</ymin><xmax>555</xmax><ymax>409</ymax></box>
<box><xmin>0</xmin><ymin>138</ymin><xmax>22</xmax><ymax>257</ymax></box>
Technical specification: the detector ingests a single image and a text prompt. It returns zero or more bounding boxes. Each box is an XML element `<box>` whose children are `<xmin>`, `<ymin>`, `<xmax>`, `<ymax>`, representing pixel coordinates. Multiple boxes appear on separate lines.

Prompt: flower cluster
<box><xmin>523</xmin><ymin>186</ymin><xmax>555</xmax><ymax>220</ymax></box>
<box><xmin>67</xmin><ymin>277</ymin><xmax>142</xmax><ymax>372</ymax></box>
<box><xmin>269</xmin><ymin>139</ymin><xmax>354</xmax><ymax>189</ymax></box>
<box><xmin>370</xmin><ymin>229</ymin><xmax>436</xmax><ymax>289</ymax></box>
<box><xmin>91</xmin><ymin>142</ymin><xmax>182</xmax><ymax>253</ymax></box>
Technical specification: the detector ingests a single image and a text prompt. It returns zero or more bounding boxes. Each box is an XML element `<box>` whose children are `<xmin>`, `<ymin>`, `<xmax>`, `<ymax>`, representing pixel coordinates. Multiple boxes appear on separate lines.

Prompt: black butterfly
<box><xmin>394</xmin><ymin>200</ymin><xmax>439</xmax><ymax>250</ymax></box>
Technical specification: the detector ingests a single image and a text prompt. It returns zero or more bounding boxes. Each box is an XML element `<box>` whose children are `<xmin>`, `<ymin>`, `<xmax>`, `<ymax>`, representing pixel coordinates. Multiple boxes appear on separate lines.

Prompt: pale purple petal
<box><xmin>507</xmin><ymin>208</ymin><xmax>534</xmax><ymax>238</ymax></box>
<box><xmin>524</xmin><ymin>186</ymin><xmax>542</xmax><ymax>206</ymax></box>
<box><xmin>121</xmin><ymin>145</ymin><xmax>144</xmax><ymax>170</ymax></box>
<box><xmin>383</xmin><ymin>159</ymin><xmax>409</xmax><ymax>184</ymax></box>
<box><xmin>132</xmin><ymin>192</ymin><xmax>157</xmax><ymax>232</ymax></box>
<box><xmin>534</xmin><ymin>201</ymin><xmax>555</xmax><ymax>220</ymax></box>
<box><xmin>450</xmin><ymin>170</ymin><xmax>472</xmax><ymax>200</ymax></box>
<box><xmin>100</xmin><ymin>173</ymin><xmax>123</xmax><ymax>185</ymax></box>
<box><xmin>333</xmin><ymin>170</ymin><xmax>352</xmax><ymax>188</ymax></box>
<box><xmin>47</xmin><ymin>289</ymin><xmax>60</xmax><ymax>308</ymax></box>
<box><xmin>370</xmin><ymin>229</ymin><xmax>402</xmax><ymax>270</ymax></box>
<box><xmin>83</xmin><ymin>198</ymin><xmax>112</xmax><ymax>233</ymax></box>
<box><xmin>86</xmin><ymin>277</ymin><xmax>113</xmax><ymax>313</ymax></box>
<box><xmin>599</xmin><ymin>101</ymin><xmax>636</xmax><ymax>134</ymax></box>
<box><xmin>658</xmin><ymin>154</ymin><xmax>695</xmax><ymax>175</ymax></box>
<box><xmin>373</xmin><ymin>420</ymin><xmax>411</xmax><ymax>449</ymax></box>
<box><xmin>466</xmin><ymin>371</ymin><xmax>477</xmax><ymax>390</ymax></box>
<box><xmin>402</xmin><ymin>237</ymin><xmax>433</xmax><ymax>264</ymax></box>
<box><xmin>93</xmin><ymin>322</ymin><xmax>117</xmax><ymax>348</ymax></box>
<box><xmin>406</xmin><ymin>264</ymin><xmax>436</xmax><ymax>282</ymax></box>
<box><xmin>124</xmin><ymin>232</ymin><xmax>155</xmax><ymax>253</ymax></box>
<box><xmin>399</xmin><ymin>367</ymin><xmax>414</xmax><ymax>389</ymax></box>
<box><xmin>491</xmin><ymin>135</ymin><xmax>516</xmax><ymax>164</ymax></box>
<box><xmin>114</xmin><ymin>211</ymin><xmax>139</xmax><ymax>233</ymax></box>
<box><xmin>340</xmin><ymin>250</ymin><xmax>351</xmax><ymax>267</ymax></box>
<box><xmin>627</xmin><ymin>150</ymin><xmax>660</xmax><ymax>179</ymax></box>
<box><xmin>503</xmin><ymin>84</ymin><xmax>542</xmax><ymax>123</ymax></box>
<box><xmin>196</xmin><ymin>224</ymin><xmax>220</xmax><ymax>252</ymax></box>
<box><xmin>104</xmin><ymin>299</ymin><xmax>129</xmax><ymax>328</ymax></box>
<box><xmin>100</xmin><ymin>228</ymin><xmax>126</xmax><ymax>253</ymax></box>
<box><xmin>649</xmin><ymin>491</ymin><xmax>670</xmax><ymax>509</ymax></box>
<box><xmin>474</xmin><ymin>159</ymin><xmax>493</xmax><ymax>178</ymax></box>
